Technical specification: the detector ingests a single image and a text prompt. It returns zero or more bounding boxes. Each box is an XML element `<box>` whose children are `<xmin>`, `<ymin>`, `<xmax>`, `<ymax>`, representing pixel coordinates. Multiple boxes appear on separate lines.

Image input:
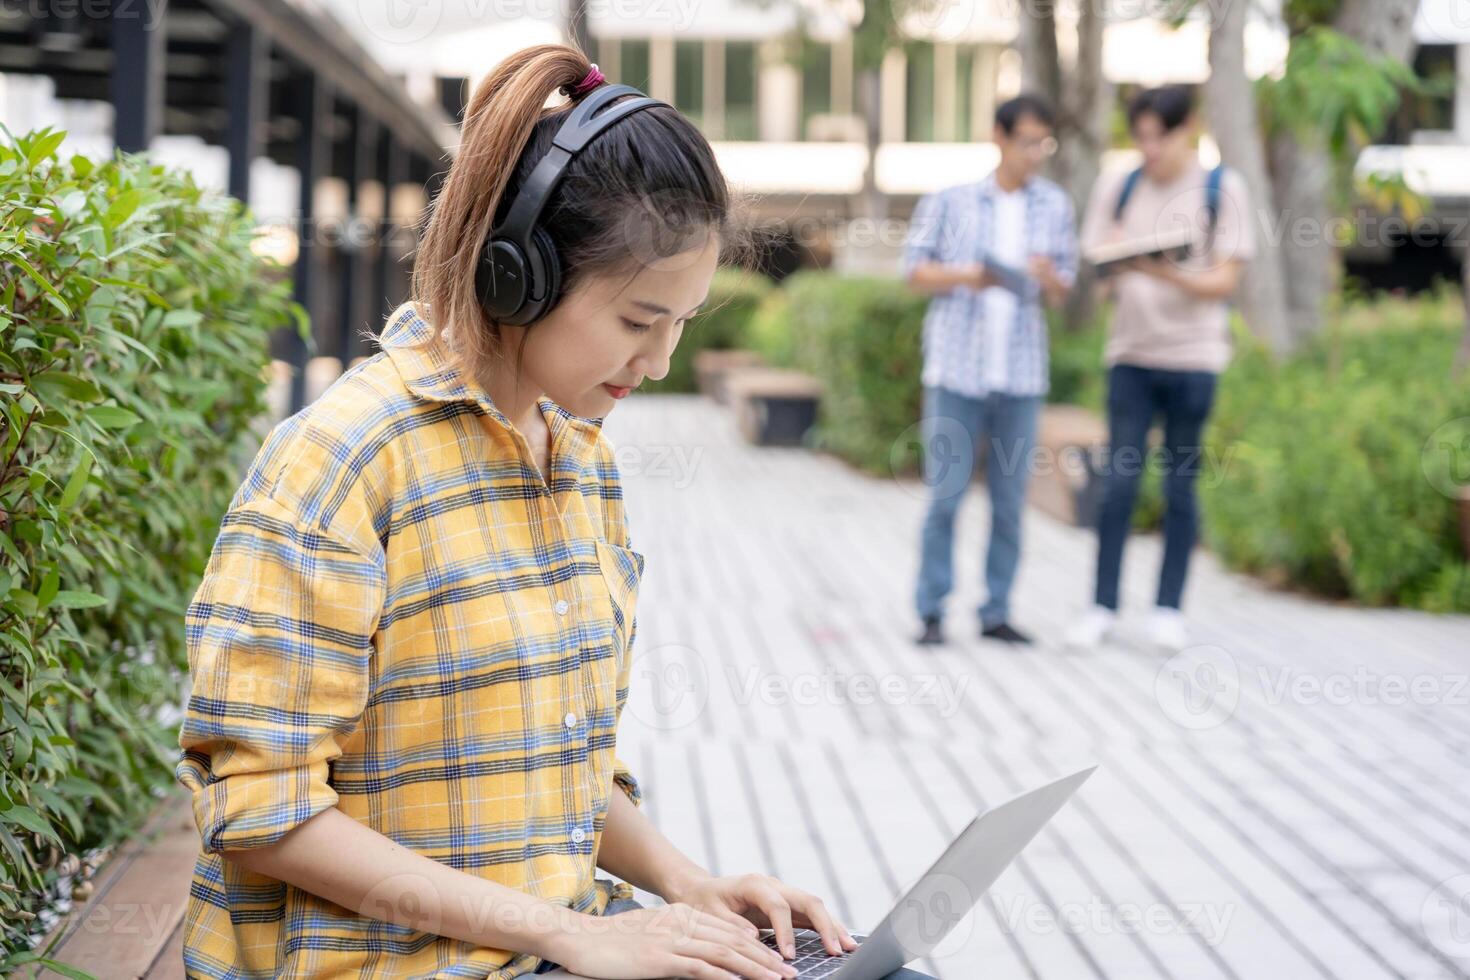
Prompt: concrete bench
<box><xmin>1027</xmin><ymin>404</ymin><xmax>1108</xmax><ymax>528</ymax></box>
<box><xmin>722</xmin><ymin>367</ymin><xmax>824</xmax><ymax>447</ymax></box>
<box><xmin>692</xmin><ymin>349</ymin><xmax>767</xmax><ymax>405</ymax></box>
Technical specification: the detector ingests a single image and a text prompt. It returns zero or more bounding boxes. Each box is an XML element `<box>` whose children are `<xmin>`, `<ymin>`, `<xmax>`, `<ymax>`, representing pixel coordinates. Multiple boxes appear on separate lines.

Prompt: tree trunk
<box><xmin>856</xmin><ymin>67</ymin><xmax>886</xmax><ymax>223</ymax></box>
<box><xmin>1054</xmin><ymin>0</ymin><xmax>1111</xmax><ymax>330</ymax></box>
<box><xmin>1265</xmin><ymin>0</ymin><xmax>1421</xmax><ymax>348</ymax></box>
<box><xmin>1018</xmin><ymin>0</ymin><xmax>1061</xmax><ymax>98</ymax></box>
<box><xmin>1334</xmin><ymin>0</ymin><xmax>1419</xmax><ymax>63</ymax></box>
<box><xmin>1268</xmin><ymin>133</ymin><xmax>1336</xmax><ymax>346</ymax></box>
<box><xmin>1207</xmin><ymin>0</ymin><xmax>1291</xmax><ymax>354</ymax></box>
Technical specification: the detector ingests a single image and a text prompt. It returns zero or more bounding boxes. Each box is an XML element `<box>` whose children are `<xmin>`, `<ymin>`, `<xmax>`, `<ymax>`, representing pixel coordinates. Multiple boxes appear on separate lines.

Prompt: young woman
<box><xmin>1068</xmin><ymin>85</ymin><xmax>1256</xmax><ymax>652</ymax></box>
<box><xmin>174</xmin><ymin>45</ymin><xmax>862</xmax><ymax>979</ymax></box>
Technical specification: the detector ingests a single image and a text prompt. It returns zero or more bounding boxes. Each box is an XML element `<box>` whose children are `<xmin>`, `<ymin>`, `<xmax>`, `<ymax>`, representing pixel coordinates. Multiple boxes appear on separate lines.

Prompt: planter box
<box><xmin>1028</xmin><ymin>405</ymin><xmax>1108</xmax><ymax>528</ymax></box>
<box><xmin>724</xmin><ymin>368</ymin><xmax>823</xmax><ymax>447</ymax></box>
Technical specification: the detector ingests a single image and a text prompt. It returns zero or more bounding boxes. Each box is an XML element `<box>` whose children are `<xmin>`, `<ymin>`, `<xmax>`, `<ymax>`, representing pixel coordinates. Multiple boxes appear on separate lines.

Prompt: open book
<box><xmin>1085</xmin><ymin>226</ymin><xmax>1196</xmax><ymax>277</ymax></box>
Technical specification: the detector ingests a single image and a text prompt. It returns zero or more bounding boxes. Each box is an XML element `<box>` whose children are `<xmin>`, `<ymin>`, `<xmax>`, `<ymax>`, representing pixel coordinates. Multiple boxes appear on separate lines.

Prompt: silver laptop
<box><xmin>544</xmin><ymin>766</ymin><xmax>1096</xmax><ymax>980</ymax></box>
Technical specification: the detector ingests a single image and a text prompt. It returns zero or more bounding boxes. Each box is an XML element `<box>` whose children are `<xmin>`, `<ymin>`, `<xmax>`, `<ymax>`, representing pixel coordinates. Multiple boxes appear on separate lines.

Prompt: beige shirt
<box><xmin>1080</xmin><ymin>163</ymin><xmax>1256</xmax><ymax>374</ymax></box>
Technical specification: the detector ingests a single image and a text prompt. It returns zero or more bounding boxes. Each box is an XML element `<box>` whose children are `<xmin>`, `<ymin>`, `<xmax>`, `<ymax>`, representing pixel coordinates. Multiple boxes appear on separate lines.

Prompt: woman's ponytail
<box><xmin>412</xmin><ymin>45</ymin><xmax>592</xmax><ymax>370</ymax></box>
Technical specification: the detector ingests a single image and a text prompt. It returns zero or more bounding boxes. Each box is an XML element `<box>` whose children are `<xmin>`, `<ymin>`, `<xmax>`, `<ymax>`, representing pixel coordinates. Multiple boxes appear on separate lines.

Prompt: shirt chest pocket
<box><xmin>586</xmin><ymin>538</ymin><xmax>645</xmax><ymax>678</ymax></box>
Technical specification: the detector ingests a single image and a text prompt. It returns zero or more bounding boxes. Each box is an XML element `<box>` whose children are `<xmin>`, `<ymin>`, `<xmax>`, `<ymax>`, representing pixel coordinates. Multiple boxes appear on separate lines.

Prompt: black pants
<box><xmin>1094</xmin><ymin>363</ymin><xmax>1219</xmax><ymax>611</ymax></box>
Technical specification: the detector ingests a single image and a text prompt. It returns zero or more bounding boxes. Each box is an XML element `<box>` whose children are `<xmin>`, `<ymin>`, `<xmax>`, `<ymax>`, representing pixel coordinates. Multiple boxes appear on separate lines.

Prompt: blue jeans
<box><xmin>1094</xmin><ymin>364</ymin><xmax>1219</xmax><ymax>611</ymax></box>
<box><xmin>533</xmin><ymin>885</ymin><xmax>935</xmax><ymax>978</ymax></box>
<box><xmin>914</xmin><ymin>386</ymin><xmax>1042</xmax><ymax>628</ymax></box>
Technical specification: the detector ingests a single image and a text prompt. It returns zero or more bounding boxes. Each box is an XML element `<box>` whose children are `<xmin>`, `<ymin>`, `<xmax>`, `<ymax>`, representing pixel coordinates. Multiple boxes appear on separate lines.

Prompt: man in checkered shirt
<box><xmin>903</xmin><ymin>94</ymin><xmax>1079</xmax><ymax>647</ymax></box>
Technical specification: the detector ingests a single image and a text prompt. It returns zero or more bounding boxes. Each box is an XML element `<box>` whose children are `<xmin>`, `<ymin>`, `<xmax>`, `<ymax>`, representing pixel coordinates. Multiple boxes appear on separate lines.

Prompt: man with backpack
<box><xmin>1066</xmin><ymin>85</ymin><xmax>1256</xmax><ymax>652</ymax></box>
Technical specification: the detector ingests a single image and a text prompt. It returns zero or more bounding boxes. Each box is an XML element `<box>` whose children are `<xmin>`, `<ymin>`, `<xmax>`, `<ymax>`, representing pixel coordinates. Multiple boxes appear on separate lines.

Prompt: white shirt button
<box><xmin>554</xmin><ymin>599</ymin><xmax>569</xmax><ymax>615</ymax></box>
<box><xmin>570</xmin><ymin>827</ymin><xmax>587</xmax><ymax>844</ymax></box>
<box><xmin>563</xmin><ymin>711</ymin><xmax>578</xmax><ymax>729</ymax></box>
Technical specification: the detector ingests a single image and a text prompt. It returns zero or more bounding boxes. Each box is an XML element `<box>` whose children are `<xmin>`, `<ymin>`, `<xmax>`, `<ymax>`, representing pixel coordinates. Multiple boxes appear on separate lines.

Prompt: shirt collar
<box><xmin>379</xmin><ymin>302</ymin><xmax>605</xmax><ymax>468</ymax></box>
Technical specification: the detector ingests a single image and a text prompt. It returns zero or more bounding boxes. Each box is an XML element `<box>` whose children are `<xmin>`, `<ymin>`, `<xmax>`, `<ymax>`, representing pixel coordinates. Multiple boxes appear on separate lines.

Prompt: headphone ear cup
<box><xmin>527</xmin><ymin>226</ymin><xmax>562</xmax><ymax>323</ymax></box>
<box><xmin>478</xmin><ymin>237</ymin><xmax>531</xmax><ymax>322</ymax></box>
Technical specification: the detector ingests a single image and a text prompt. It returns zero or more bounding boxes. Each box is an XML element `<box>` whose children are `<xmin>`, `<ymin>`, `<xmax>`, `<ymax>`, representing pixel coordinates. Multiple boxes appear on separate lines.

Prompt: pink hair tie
<box><xmin>568</xmin><ymin>64</ymin><xmax>605</xmax><ymax>99</ymax></box>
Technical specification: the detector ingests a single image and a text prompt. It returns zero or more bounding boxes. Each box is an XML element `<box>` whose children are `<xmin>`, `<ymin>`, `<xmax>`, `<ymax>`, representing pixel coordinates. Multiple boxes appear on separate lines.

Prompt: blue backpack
<box><xmin>1113</xmin><ymin>163</ymin><xmax>1226</xmax><ymax>255</ymax></box>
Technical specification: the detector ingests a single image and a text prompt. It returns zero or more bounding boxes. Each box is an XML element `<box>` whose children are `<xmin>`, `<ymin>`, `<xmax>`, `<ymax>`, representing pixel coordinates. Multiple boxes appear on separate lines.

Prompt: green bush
<box><xmin>643</xmin><ymin>267</ymin><xmax>771</xmax><ymax>393</ymax></box>
<box><xmin>766</xmin><ymin>271</ymin><xmax>928</xmax><ymax>474</ymax></box>
<box><xmin>0</xmin><ymin>128</ymin><xmax>300</xmax><ymax>969</ymax></box>
<box><xmin>1201</xmin><ymin>293</ymin><xmax>1470</xmax><ymax>611</ymax></box>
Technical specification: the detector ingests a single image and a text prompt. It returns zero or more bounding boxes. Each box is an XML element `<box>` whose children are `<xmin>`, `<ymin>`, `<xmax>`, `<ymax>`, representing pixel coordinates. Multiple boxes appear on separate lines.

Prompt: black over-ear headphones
<box><xmin>476</xmin><ymin>83</ymin><xmax>669</xmax><ymax>326</ymax></box>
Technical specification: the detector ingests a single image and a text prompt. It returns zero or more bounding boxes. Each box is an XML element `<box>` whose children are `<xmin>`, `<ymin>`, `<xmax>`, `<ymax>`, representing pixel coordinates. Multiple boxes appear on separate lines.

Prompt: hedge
<box><xmin>642</xmin><ymin>267</ymin><xmax>772</xmax><ymax>393</ymax></box>
<box><xmin>1201</xmin><ymin>292</ymin><xmax>1470</xmax><ymax>612</ymax></box>
<box><xmin>0</xmin><ymin>128</ymin><xmax>301</xmax><ymax>971</ymax></box>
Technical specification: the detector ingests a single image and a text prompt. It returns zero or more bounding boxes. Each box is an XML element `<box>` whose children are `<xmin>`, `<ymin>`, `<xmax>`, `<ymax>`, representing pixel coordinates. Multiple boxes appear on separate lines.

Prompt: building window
<box><xmin>725</xmin><ymin>41</ymin><xmax>758</xmax><ymax>140</ymax></box>
<box><xmin>620</xmin><ymin>40</ymin><xmax>651</xmax><ymax>89</ymax></box>
<box><xmin>675</xmin><ymin>40</ymin><xmax>704</xmax><ymax>125</ymax></box>
<box><xmin>906</xmin><ymin>42</ymin><xmax>935</xmax><ymax>142</ymax></box>
<box><xmin>801</xmin><ymin>42</ymin><xmax>832</xmax><ymax>139</ymax></box>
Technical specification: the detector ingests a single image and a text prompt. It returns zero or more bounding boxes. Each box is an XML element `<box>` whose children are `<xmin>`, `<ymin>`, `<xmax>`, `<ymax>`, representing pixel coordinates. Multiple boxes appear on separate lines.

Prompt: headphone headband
<box><xmin>492</xmin><ymin>83</ymin><xmax>665</xmax><ymax>261</ymax></box>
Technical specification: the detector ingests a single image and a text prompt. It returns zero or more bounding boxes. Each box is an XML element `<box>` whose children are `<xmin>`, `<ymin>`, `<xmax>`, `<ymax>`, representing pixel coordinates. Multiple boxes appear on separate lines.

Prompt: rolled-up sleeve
<box><xmin>611</xmin><ymin>624</ymin><xmax>643</xmax><ymax>809</ymax></box>
<box><xmin>175</xmin><ymin>495</ymin><xmax>385</xmax><ymax>854</ymax></box>
<box><xmin>901</xmin><ymin>190</ymin><xmax>947</xmax><ymax>281</ymax></box>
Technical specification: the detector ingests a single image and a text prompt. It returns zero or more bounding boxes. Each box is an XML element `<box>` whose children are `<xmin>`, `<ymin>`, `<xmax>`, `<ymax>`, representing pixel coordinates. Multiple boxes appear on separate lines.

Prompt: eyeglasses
<box><xmin>1015</xmin><ymin>136</ymin><xmax>1059</xmax><ymax>158</ymax></box>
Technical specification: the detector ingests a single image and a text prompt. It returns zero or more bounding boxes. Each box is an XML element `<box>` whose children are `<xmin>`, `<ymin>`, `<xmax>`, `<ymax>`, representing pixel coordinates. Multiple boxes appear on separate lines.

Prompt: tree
<box><xmin>1019</xmin><ymin>0</ymin><xmax>1113</xmax><ymax>329</ymax></box>
<box><xmin>1207</xmin><ymin>0</ymin><xmax>1291</xmax><ymax>353</ymax></box>
<box><xmin>1240</xmin><ymin>0</ymin><xmax>1420</xmax><ymax>349</ymax></box>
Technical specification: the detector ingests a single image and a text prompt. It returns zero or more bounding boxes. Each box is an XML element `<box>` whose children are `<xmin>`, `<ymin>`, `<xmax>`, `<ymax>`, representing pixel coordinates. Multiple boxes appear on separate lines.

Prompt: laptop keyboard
<box><xmin>752</xmin><ymin>929</ymin><xmax>862</xmax><ymax>979</ymax></box>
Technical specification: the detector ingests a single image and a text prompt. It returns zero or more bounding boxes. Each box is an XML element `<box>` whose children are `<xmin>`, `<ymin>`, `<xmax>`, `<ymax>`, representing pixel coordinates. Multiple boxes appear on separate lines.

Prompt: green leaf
<box><xmin>105</xmin><ymin>187</ymin><xmax>141</xmax><ymax>228</ymax></box>
<box><xmin>84</xmin><ymin>405</ymin><xmax>142</xmax><ymax>429</ymax></box>
<box><xmin>0</xmin><ymin>250</ymin><xmax>72</xmax><ymax>317</ymax></box>
<box><xmin>25</xmin><ymin>129</ymin><xmax>66</xmax><ymax>169</ymax></box>
<box><xmin>34</xmin><ymin>958</ymin><xmax>97</xmax><ymax>980</ymax></box>
<box><xmin>0</xmin><ymin>805</ymin><xmax>56</xmax><ymax>842</ymax></box>
<box><xmin>161</xmin><ymin>308</ymin><xmax>203</xmax><ymax>329</ymax></box>
<box><xmin>51</xmin><ymin>590</ymin><xmax>108</xmax><ymax>609</ymax></box>
<box><xmin>36</xmin><ymin>566</ymin><xmax>59</xmax><ymax>609</ymax></box>
<box><xmin>59</xmin><ymin>452</ymin><xmax>92</xmax><ymax>510</ymax></box>
<box><xmin>30</xmin><ymin>371</ymin><xmax>102</xmax><ymax>403</ymax></box>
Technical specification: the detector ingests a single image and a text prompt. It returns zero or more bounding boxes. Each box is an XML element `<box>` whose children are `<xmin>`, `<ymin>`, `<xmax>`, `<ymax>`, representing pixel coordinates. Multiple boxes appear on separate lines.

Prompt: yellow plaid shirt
<box><xmin>175</xmin><ymin>303</ymin><xmax>645</xmax><ymax>978</ymax></box>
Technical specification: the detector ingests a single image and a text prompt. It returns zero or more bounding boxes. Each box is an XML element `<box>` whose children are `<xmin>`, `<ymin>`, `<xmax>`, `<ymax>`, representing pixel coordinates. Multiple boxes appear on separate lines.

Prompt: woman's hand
<box><xmin>547</xmin><ymin>904</ymin><xmax>798</xmax><ymax>980</ymax></box>
<box><xmin>668</xmin><ymin>873</ymin><xmax>858</xmax><ymax>962</ymax></box>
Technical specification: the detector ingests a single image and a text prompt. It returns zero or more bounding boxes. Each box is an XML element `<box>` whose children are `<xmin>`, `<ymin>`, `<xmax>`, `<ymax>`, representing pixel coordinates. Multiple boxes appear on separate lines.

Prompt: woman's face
<box><xmin>506</xmin><ymin>236</ymin><xmax>721</xmax><ymax>419</ymax></box>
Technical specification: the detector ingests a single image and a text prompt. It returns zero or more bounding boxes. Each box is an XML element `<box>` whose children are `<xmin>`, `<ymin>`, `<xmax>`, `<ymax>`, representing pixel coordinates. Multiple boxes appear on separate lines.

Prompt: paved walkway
<box><xmin>603</xmin><ymin>394</ymin><xmax>1470</xmax><ymax>980</ymax></box>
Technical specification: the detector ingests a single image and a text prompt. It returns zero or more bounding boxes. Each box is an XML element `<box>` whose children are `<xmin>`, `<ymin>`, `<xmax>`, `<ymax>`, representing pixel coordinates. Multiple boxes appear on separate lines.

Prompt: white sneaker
<box><xmin>1064</xmin><ymin>605</ymin><xmax>1117</xmax><ymax>650</ymax></box>
<box><xmin>1145</xmin><ymin>606</ymin><xmax>1189</xmax><ymax>652</ymax></box>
